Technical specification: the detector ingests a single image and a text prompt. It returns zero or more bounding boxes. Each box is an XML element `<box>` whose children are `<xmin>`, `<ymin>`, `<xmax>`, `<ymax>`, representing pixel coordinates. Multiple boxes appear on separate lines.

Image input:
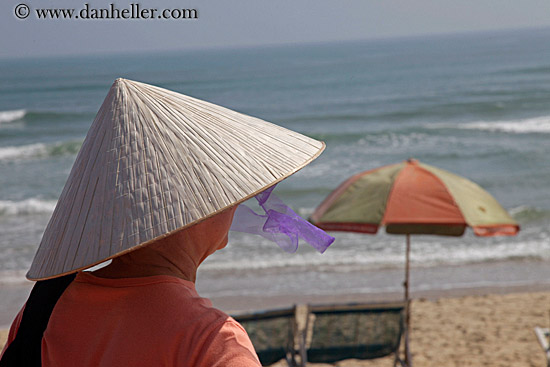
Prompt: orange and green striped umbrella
<box><xmin>311</xmin><ymin>158</ymin><xmax>518</xmax><ymax>366</ymax></box>
<box><xmin>310</xmin><ymin>158</ymin><xmax>519</xmax><ymax>237</ymax></box>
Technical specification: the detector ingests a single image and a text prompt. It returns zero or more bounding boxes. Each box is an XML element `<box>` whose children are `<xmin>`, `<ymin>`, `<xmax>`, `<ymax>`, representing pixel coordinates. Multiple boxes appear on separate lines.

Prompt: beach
<box><xmin>227</xmin><ymin>287</ymin><xmax>550</xmax><ymax>367</ymax></box>
<box><xmin>318</xmin><ymin>289</ymin><xmax>550</xmax><ymax>367</ymax></box>
<box><xmin>218</xmin><ymin>287</ymin><xmax>544</xmax><ymax>367</ymax></box>
<box><xmin>2</xmin><ymin>286</ymin><xmax>549</xmax><ymax>366</ymax></box>
<box><xmin>407</xmin><ymin>291</ymin><xmax>547</xmax><ymax>367</ymax></box>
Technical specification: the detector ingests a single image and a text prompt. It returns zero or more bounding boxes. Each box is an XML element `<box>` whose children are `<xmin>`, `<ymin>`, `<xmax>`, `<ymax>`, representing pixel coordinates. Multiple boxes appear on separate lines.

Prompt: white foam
<box><xmin>0</xmin><ymin>143</ymin><xmax>48</xmax><ymax>161</ymax></box>
<box><xmin>0</xmin><ymin>109</ymin><xmax>26</xmax><ymax>124</ymax></box>
<box><xmin>0</xmin><ymin>140</ymin><xmax>82</xmax><ymax>161</ymax></box>
<box><xmin>453</xmin><ymin>116</ymin><xmax>550</xmax><ymax>133</ymax></box>
<box><xmin>0</xmin><ymin>198</ymin><xmax>56</xmax><ymax>216</ymax></box>
<box><xmin>203</xmin><ymin>226</ymin><xmax>550</xmax><ymax>274</ymax></box>
<box><xmin>509</xmin><ymin>205</ymin><xmax>532</xmax><ymax>215</ymax></box>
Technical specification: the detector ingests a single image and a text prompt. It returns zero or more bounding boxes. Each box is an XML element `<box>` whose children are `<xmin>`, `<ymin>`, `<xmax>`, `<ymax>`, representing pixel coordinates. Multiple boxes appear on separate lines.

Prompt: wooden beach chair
<box><xmin>534</xmin><ymin>327</ymin><xmax>550</xmax><ymax>367</ymax></box>
<box><xmin>300</xmin><ymin>302</ymin><xmax>407</xmax><ymax>367</ymax></box>
<box><xmin>233</xmin><ymin>306</ymin><xmax>298</xmax><ymax>366</ymax></box>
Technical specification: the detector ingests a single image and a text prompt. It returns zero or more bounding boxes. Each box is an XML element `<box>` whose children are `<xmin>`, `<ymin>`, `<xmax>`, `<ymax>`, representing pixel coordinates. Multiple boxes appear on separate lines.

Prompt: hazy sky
<box><xmin>1</xmin><ymin>0</ymin><xmax>550</xmax><ymax>59</ymax></box>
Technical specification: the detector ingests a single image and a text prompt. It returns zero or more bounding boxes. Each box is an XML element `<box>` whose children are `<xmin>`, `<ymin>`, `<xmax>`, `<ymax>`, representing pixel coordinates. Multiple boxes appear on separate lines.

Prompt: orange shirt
<box><xmin>3</xmin><ymin>272</ymin><xmax>261</xmax><ymax>367</ymax></box>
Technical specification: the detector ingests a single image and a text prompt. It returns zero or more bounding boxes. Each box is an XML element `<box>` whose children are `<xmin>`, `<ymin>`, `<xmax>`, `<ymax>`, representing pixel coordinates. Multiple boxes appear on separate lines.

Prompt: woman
<box><xmin>1</xmin><ymin>79</ymin><xmax>333</xmax><ymax>366</ymax></box>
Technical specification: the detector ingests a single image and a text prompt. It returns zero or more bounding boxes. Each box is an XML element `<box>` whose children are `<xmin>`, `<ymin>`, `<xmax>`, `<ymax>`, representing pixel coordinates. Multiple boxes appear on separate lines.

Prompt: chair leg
<box><xmin>285</xmin><ymin>349</ymin><xmax>305</xmax><ymax>367</ymax></box>
<box><xmin>394</xmin><ymin>351</ymin><xmax>407</xmax><ymax>367</ymax></box>
<box><xmin>285</xmin><ymin>354</ymin><xmax>297</xmax><ymax>367</ymax></box>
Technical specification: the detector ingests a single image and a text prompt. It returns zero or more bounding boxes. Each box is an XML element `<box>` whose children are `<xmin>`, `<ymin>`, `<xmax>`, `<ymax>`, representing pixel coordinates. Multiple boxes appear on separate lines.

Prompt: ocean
<box><xmin>1</xmin><ymin>28</ymin><xmax>550</xmax><ymax>306</ymax></box>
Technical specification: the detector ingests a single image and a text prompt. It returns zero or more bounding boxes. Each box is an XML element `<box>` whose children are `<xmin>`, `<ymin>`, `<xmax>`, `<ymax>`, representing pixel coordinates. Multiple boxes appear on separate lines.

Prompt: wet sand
<box><xmin>2</xmin><ymin>288</ymin><xmax>549</xmax><ymax>366</ymax></box>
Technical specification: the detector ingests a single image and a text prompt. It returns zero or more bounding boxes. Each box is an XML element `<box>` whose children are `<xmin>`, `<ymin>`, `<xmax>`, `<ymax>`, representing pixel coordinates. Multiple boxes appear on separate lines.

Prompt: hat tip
<box><xmin>113</xmin><ymin>78</ymin><xmax>128</xmax><ymax>86</ymax></box>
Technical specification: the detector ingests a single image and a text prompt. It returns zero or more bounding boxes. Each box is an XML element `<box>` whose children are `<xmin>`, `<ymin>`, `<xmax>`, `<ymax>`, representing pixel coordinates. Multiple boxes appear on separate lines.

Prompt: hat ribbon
<box><xmin>230</xmin><ymin>185</ymin><xmax>335</xmax><ymax>253</ymax></box>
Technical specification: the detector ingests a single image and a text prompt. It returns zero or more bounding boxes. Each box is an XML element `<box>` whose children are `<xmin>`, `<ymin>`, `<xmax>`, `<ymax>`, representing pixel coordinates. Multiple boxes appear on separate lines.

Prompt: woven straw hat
<box><xmin>27</xmin><ymin>78</ymin><xmax>325</xmax><ymax>280</ymax></box>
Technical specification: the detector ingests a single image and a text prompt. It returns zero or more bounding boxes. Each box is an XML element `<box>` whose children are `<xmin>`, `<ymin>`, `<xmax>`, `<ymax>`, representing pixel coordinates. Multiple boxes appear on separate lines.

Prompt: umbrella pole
<box><xmin>404</xmin><ymin>234</ymin><xmax>412</xmax><ymax>366</ymax></box>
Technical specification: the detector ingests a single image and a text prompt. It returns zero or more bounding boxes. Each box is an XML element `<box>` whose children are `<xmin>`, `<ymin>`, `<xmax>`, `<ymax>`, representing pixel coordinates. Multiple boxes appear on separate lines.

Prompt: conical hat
<box><xmin>27</xmin><ymin>78</ymin><xmax>325</xmax><ymax>280</ymax></box>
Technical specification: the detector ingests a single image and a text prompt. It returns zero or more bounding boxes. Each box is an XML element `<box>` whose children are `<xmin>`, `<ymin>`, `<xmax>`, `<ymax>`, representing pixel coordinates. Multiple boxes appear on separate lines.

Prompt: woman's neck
<box><xmin>92</xmin><ymin>244</ymin><xmax>198</xmax><ymax>282</ymax></box>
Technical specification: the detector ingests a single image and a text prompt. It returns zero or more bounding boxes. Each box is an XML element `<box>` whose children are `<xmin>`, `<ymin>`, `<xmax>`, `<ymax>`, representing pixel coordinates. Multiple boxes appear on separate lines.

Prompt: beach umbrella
<box><xmin>310</xmin><ymin>158</ymin><xmax>519</xmax><ymax>366</ymax></box>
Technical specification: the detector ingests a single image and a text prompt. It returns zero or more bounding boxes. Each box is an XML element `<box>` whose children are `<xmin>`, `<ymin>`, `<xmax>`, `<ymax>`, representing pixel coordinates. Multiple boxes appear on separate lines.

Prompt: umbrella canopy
<box><xmin>310</xmin><ymin>158</ymin><xmax>519</xmax><ymax>237</ymax></box>
<box><xmin>310</xmin><ymin>158</ymin><xmax>519</xmax><ymax>366</ymax></box>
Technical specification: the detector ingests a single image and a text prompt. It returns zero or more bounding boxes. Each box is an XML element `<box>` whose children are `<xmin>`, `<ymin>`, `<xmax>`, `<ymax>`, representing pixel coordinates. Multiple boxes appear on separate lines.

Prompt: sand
<box><xmin>1</xmin><ymin>291</ymin><xmax>549</xmax><ymax>366</ymax></box>
<box><xmin>408</xmin><ymin>292</ymin><xmax>547</xmax><ymax>367</ymax></box>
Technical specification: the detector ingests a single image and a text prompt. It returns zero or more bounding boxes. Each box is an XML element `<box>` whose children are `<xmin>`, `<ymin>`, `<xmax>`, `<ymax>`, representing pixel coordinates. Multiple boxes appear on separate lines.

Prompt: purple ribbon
<box><xmin>230</xmin><ymin>185</ymin><xmax>335</xmax><ymax>253</ymax></box>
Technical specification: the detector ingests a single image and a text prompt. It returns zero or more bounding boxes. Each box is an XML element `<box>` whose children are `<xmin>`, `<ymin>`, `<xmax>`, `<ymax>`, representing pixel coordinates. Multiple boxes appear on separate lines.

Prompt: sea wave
<box><xmin>506</xmin><ymin>65</ymin><xmax>550</xmax><ymax>76</ymax></box>
<box><xmin>509</xmin><ymin>205</ymin><xmax>550</xmax><ymax>222</ymax></box>
<box><xmin>0</xmin><ymin>143</ymin><xmax>47</xmax><ymax>160</ymax></box>
<box><xmin>0</xmin><ymin>109</ymin><xmax>93</xmax><ymax>125</ymax></box>
<box><xmin>205</xmin><ymin>224</ymin><xmax>550</xmax><ymax>273</ymax></box>
<box><xmin>0</xmin><ymin>198</ymin><xmax>56</xmax><ymax>216</ymax></box>
<box><xmin>0</xmin><ymin>109</ymin><xmax>26</xmax><ymax>123</ymax></box>
<box><xmin>310</xmin><ymin>125</ymin><xmax>447</xmax><ymax>145</ymax></box>
<box><xmin>0</xmin><ymin>140</ymin><xmax>81</xmax><ymax>161</ymax></box>
<box><xmin>448</xmin><ymin>116</ymin><xmax>550</xmax><ymax>134</ymax></box>
<box><xmin>24</xmin><ymin>110</ymin><xmax>93</xmax><ymax>122</ymax></box>
<box><xmin>203</xmin><ymin>244</ymin><xmax>550</xmax><ymax>273</ymax></box>
<box><xmin>1</xmin><ymin>81</ymin><xmax>107</xmax><ymax>95</ymax></box>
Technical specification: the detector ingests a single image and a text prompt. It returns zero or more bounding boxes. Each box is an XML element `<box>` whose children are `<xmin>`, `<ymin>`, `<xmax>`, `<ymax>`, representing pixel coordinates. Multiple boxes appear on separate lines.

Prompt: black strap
<box><xmin>0</xmin><ymin>274</ymin><xmax>76</xmax><ymax>367</ymax></box>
